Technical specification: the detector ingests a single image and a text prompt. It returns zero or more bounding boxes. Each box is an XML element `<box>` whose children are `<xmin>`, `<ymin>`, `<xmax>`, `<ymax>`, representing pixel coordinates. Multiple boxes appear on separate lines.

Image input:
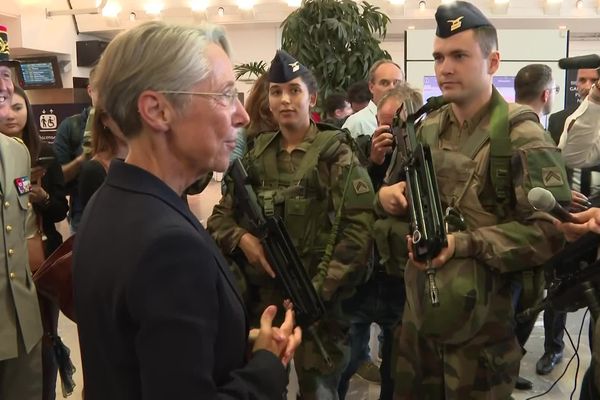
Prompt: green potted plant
<box><xmin>234</xmin><ymin>61</ymin><xmax>269</xmax><ymax>82</ymax></box>
<box><xmin>281</xmin><ymin>0</ymin><xmax>391</xmax><ymax>105</ymax></box>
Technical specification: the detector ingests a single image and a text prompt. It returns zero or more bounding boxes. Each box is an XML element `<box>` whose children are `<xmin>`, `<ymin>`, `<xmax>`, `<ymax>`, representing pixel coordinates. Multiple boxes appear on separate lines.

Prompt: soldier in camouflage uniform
<box><xmin>375</xmin><ymin>2</ymin><xmax>572</xmax><ymax>399</ymax></box>
<box><xmin>207</xmin><ymin>50</ymin><xmax>375</xmax><ymax>399</ymax></box>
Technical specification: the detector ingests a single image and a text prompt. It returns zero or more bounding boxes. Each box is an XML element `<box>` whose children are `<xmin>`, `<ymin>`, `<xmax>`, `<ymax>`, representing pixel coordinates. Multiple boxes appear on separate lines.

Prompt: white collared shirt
<box><xmin>342</xmin><ymin>100</ymin><xmax>378</xmax><ymax>139</ymax></box>
<box><xmin>558</xmin><ymin>97</ymin><xmax>600</xmax><ymax>168</ymax></box>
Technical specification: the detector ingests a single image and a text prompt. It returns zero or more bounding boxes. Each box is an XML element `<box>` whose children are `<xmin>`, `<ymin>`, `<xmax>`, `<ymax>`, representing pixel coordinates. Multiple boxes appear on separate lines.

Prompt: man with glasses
<box><xmin>515</xmin><ymin>64</ymin><xmax>558</xmax><ymax>121</ymax></box>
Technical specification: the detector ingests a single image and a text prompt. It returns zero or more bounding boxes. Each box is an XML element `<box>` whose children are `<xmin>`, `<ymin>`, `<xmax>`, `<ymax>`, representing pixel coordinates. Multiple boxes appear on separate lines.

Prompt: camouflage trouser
<box><xmin>392</xmin><ymin>304</ymin><xmax>521</xmax><ymax>400</ymax></box>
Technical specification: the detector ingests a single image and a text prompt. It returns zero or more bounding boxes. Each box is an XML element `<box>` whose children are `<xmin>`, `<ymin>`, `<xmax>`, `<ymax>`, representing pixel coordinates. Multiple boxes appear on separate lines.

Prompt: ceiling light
<box><xmin>287</xmin><ymin>0</ymin><xmax>301</xmax><ymax>7</ymax></box>
<box><xmin>418</xmin><ymin>0</ymin><xmax>426</xmax><ymax>10</ymax></box>
<box><xmin>190</xmin><ymin>0</ymin><xmax>209</xmax><ymax>12</ymax></box>
<box><xmin>440</xmin><ymin>0</ymin><xmax>455</xmax><ymax>4</ymax></box>
<box><xmin>101</xmin><ymin>1</ymin><xmax>121</xmax><ymax>17</ymax></box>
<box><xmin>217</xmin><ymin>6</ymin><xmax>224</xmax><ymax>16</ymax></box>
<box><xmin>407</xmin><ymin>25</ymin><xmax>415</xmax><ymax>29</ymax></box>
<box><xmin>237</xmin><ymin>0</ymin><xmax>255</xmax><ymax>10</ymax></box>
<box><xmin>494</xmin><ymin>0</ymin><xmax>509</xmax><ymax>3</ymax></box>
<box><xmin>576</xmin><ymin>0</ymin><xmax>584</xmax><ymax>8</ymax></box>
<box><xmin>544</xmin><ymin>0</ymin><xmax>562</xmax><ymax>14</ymax></box>
<box><xmin>144</xmin><ymin>2</ymin><xmax>163</xmax><ymax>14</ymax></box>
<box><xmin>389</xmin><ymin>0</ymin><xmax>405</xmax><ymax>4</ymax></box>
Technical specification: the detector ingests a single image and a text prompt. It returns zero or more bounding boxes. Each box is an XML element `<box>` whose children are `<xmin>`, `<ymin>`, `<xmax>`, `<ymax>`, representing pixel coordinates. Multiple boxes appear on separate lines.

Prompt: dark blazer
<box><xmin>73</xmin><ymin>160</ymin><xmax>287</xmax><ymax>400</ymax></box>
<box><xmin>547</xmin><ymin>107</ymin><xmax>576</xmax><ymax>146</ymax></box>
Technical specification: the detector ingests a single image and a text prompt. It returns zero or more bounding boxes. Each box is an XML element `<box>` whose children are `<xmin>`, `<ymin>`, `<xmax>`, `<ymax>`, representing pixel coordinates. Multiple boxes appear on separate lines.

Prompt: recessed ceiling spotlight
<box><xmin>576</xmin><ymin>0</ymin><xmax>584</xmax><ymax>9</ymax></box>
<box><xmin>494</xmin><ymin>0</ymin><xmax>509</xmax><ymax>3</ymax></box>
<box><xmin>144</xmin><ymin>2</ymin><xmax>163</xmax><ymax>15</ymax></box>
<box><xmin>217</xmin><ymin>6</ymin><xmax>224</xmax><ymax>16</ymax></box>
<box><xmin>407</xmin><ymin>25</ymin><xmax>415</xmax><ymax>29</ymax></box>
<box><xmin>129</xmin><ymin>11</ymin><xmax>137</xmax><ymax>21</ymax></box>
<box><xmin>389</xmin><ymin>0</ymin><xmax>405</xmax><ymax>4</ymax></box>
<box><xmin>419</xmin><ymin>0</ymin><xmax>426</xmax><ymax>10</ymax></box>
<box><xmin>190</xmin><ymin>0</ymin><xmax>209</xmax><ymax>12</ymax></box>
<box><xmin>101</xmin><ymin>1</ymin><xmax>122</xmax><ymax>17</ymax></box>
<box><xmin>237</xmin><ymin>0</ymin><xmax>255</xmax><ymax>10</ymax></box>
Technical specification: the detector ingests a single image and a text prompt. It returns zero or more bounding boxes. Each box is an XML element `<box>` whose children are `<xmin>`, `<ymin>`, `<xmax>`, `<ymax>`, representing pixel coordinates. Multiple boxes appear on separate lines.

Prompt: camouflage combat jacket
<box><xmin>208</xmin><ymin>122</ymin><xmax>375</xmax><ymax>313</ymax></box>
<box><xmin>381</xmin><ymin>88</ymin><xmax>570</xmax><ymax>344</ymax></box>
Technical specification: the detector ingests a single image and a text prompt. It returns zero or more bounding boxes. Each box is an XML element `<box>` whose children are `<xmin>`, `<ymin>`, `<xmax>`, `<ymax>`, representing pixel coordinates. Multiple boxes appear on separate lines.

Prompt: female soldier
<box><xmin>208</xmin><ymin>50</ymin><xmax>375</xmax><ymax>399</ymax></box>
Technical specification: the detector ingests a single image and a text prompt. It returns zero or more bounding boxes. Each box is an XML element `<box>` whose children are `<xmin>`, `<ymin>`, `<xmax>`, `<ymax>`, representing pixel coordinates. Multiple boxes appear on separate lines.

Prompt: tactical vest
<box><xmin>242</xmin><ymin>124</ymin><xmax>352</xmax><ymax>282</ymax></box>
<box><xmin>402</xmin><ymin>91</ymin><xmax>571</xmax><ymax>344</ymax></box>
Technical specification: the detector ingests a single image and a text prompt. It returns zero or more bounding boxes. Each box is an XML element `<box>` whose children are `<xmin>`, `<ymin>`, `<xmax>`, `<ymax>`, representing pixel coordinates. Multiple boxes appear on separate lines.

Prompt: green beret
<box><xmin>435</xmin><ymin>1</ymin><xmax>493</xmax><ymax>39</ymax></box>
<box><xmin>268</xmin><ymin>49</ymin><xmax>308</xmax><ymax>84</ymax></box>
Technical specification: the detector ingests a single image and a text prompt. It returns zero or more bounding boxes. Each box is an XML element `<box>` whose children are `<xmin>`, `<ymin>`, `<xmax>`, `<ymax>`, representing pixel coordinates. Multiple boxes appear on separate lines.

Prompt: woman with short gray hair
<box><xmin>73</xmin><ymin>21</ymin><xmax>301</xmax><ymax>400</ymax></box>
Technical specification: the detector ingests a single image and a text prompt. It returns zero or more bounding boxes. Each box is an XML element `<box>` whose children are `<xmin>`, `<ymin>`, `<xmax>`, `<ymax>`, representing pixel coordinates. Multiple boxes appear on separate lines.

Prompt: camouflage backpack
<box><xmin>402</xmin><ymin>89</ymin><xmax>570</xmax><ymax>344</ymax></box>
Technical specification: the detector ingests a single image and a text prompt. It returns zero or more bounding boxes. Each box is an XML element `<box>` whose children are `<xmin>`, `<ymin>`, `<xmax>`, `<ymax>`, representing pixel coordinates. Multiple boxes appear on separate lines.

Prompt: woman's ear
<box><xmin>137</xmin><ymin>91</ymin><xmax>173</xmax><ymax>133</ymax></box>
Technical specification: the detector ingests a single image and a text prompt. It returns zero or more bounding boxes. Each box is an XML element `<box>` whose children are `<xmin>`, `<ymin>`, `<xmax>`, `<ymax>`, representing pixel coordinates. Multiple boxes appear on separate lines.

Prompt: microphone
<box><xmin>558</xmin><ymin>54</ymin><xmax>600</xmax><ymax>70</ymax></box>
<box><xmin>528</xmin><ymin>187</ymin><xmax>576</xmax><ymax>223</ymax></box>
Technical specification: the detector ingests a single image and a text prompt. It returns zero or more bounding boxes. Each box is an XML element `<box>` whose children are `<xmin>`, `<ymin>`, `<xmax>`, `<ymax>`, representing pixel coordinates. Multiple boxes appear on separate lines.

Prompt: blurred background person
<box><xmin>346</xmin><ymin>81</ymin><xmax>372</xmax><ymax>113</ymax></box>
<box><xmin>73</xmin><ymin>21</ymin><xmax>300</xmax><ymax>400</ymax></box>
<box><xmin>0</xmin><ymin>85</ymin><xmax>71</xmax><ymax>400</ymax></box>
<box><xmin>53</xmin><ymin>68</ymin><xmax>97</xmax><ymax>233</ymax></box>
<box><xmin>322</xmin><ymin>92</ymin><xmax>353</xmax><ymax>128</ymax></box>
<box><xmin>343</xmin><ymin>60</ymin><xmax>404</xmax><ymax>138</ymax></box>
<box><xmin>78</xmin><ymin>106</ymin><xmax>128</xmax><ymax>211</ymax></box>
<box><xmin>338</xmin><ymin>84</ymin><xmax>422</xmax><ymax>400</ymax></box>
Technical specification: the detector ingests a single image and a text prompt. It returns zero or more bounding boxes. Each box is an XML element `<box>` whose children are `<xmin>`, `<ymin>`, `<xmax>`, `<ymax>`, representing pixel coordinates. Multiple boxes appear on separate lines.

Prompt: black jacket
<box><xmin>73</xmin><ymin>160</ymin><xmax>288</xmax><ymax>400</ymax></box>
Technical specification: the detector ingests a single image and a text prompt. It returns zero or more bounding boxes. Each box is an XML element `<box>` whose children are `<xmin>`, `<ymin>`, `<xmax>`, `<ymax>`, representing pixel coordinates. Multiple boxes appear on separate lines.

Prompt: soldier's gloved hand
<box><xmin>370</xmin><ymin>125</ymin><xmax>394</xmax><ymax>165</ymax></box>
<box><xmin>407</xmin><ymin>234</ymin><xmax>456</xmax><ymax>270</ymax></box>
<box><xmin>378</xmin><ymin>182</ymin><xmax>408</xmax><ymax>216</ymax></box>
<box><xmin>239</xmin><ymin>233</ymin><xmax>276</xmax><ymax>278</ymax></box>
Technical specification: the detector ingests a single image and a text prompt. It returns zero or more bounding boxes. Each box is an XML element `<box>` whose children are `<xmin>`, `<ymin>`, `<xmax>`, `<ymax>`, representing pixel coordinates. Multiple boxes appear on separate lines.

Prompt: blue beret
<box><xmin>435</xmin><ymin>1</ymin><xmax>492</xmax><ymax>39</ymax></box>
<box><xmin>268</xmin><ymin>49</ymin><xmax>308</xmax><ymax>84</ymax></box>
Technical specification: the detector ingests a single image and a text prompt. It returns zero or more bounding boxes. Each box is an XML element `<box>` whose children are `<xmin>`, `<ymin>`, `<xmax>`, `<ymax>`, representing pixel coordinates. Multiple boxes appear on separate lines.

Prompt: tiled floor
<box><xmin>55</xmin><ymin>180</ymin><xmax>591</xmax><ymax>400</ymax></box>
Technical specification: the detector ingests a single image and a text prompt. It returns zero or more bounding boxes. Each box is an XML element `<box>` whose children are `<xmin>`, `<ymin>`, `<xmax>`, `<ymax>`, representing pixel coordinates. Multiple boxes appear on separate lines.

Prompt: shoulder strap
<box><xmin>292</xmin><ymin>128</ymin><xmax>344</xmax><ymax>182</ymax></box>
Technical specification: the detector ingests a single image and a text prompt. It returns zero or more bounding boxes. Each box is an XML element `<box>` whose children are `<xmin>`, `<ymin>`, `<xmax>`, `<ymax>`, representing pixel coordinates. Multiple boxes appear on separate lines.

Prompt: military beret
<box><xmin>268</xmin><ymin>49</ymin><xmax>308</xmax><ymax>84</ymax></box>
<box><xmin>435</xmin><ymin>1</ymin><xmax>493</xmax><ymax>39</ymax></box>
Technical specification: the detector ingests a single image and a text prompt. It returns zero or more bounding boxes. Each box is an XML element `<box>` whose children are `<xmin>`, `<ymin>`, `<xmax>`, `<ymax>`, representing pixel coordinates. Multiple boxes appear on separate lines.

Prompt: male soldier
<box><xmin>0</xmin><ymin>25</ymin><xmax>44</xmax><ymax>400</ymax></box>
<box><xmin>207</xmin><ymin>50</ymin><xmax>374</xmax><ymax>399</ymax></box>
<box><xmin>512</xmin><ymin>63</ymin><xmax>558</xmax><ymax>390</ymax></box>
<box><xmin>342</xmin><ymin>60</ymin><xmax>404</xmax><ymax>139</ymax></box>
<box><xmin>378</xmin><ymin>3</ymin><xmax>571</xmax><ymax>398</ymax></box>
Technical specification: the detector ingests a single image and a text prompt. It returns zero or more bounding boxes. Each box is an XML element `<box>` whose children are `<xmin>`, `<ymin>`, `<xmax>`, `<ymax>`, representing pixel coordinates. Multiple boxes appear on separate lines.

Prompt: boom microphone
<box><xmin>558</xmin><ymin>54</ymin><xmax>600</xmax><ymax>70</ymax></box>
<box><xmin>528</xmin><ymin>187</ymin><xmax>576</xmax><ymax>223</ymax></box>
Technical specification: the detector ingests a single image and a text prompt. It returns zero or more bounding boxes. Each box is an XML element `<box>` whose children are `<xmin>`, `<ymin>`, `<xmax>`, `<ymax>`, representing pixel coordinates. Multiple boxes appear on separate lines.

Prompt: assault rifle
<box><xmin>387</xmin><ymin>96</ymin><xmax>449</xmax><ymax>307</ymax></box>
<box><xmin>228</xmin><ymin>158</ymin><xmax>332</xmax><ymax>366</ymax></box>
